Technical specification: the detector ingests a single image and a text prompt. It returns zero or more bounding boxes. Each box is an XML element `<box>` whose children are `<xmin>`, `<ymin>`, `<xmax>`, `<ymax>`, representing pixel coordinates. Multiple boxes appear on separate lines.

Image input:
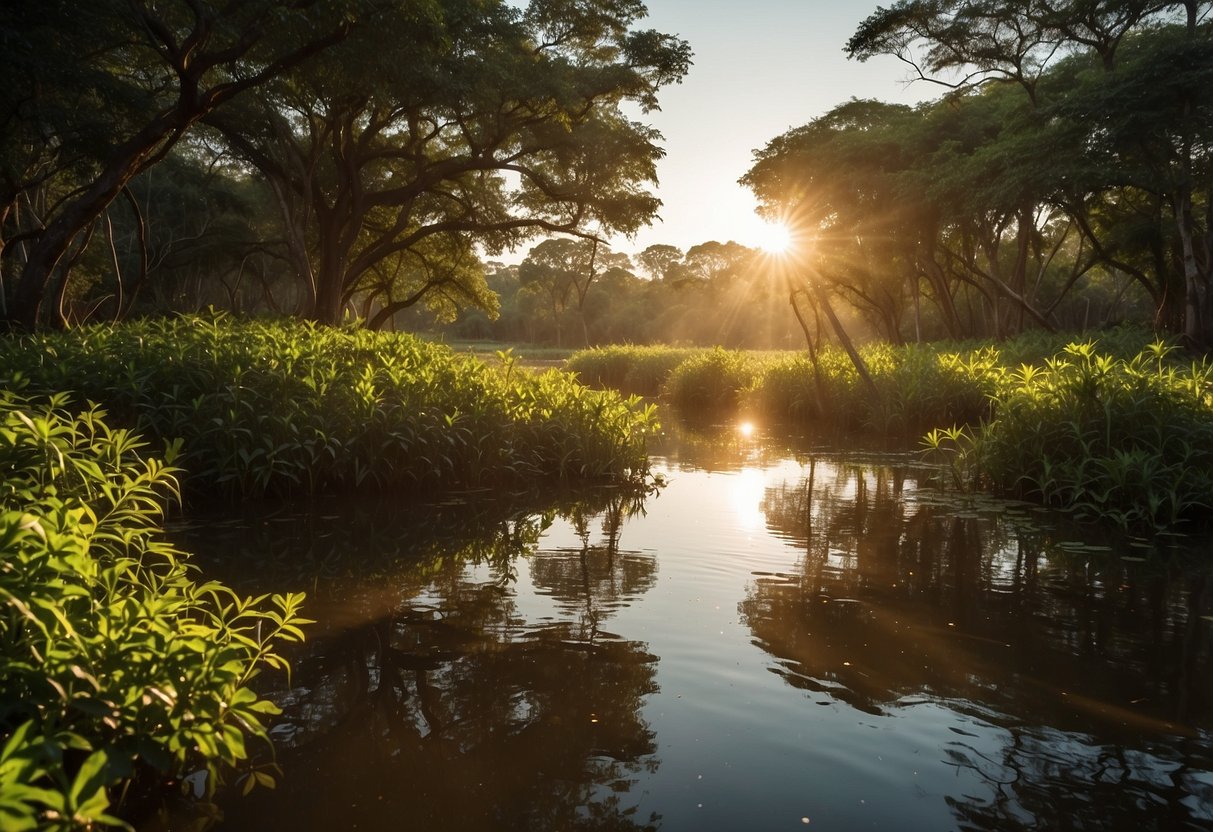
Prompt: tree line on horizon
<box><xmin>2</xmin><ymin>1</ymin><xmax>1209</xmax><ymax>351</ymax></box>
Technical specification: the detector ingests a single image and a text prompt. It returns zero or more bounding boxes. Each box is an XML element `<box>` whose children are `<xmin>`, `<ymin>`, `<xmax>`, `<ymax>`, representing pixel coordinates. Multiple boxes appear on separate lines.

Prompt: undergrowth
<box><xmin>569</xmin><ymin>328</ymin><xmax>1213</xmax><ymax>529</ymax></box>
<box><xmin>0</xmin><ymin>391</ymin><xmax>306</xmax><ymax>829</ymax></box>
<box><xmin>0</xmin><ymin>315</ymin><xmax>657</xmax><ymax>501</ymax></box>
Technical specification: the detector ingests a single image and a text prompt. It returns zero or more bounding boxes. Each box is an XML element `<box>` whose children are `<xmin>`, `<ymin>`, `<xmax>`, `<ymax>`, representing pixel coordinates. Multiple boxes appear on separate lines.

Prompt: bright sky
<box><xmin>590</xmin><ymin>1</ymin><xmax>934</xmax><ymax>262</ymax></box>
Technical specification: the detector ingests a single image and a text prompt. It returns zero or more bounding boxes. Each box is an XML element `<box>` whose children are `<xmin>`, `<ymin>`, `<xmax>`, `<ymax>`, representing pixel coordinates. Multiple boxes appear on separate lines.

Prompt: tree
<box><xmin>1056</xmin><ymin>25</ymin><xmax>1213</xmax><ymax>342</ymax></box>
<box><xmin>635</xmin><ymin>243</ymin><xmax>683</xmax><ymax>281</ymax></box>
<box><xmin>357</xmin><ymin>234</ymin><xmax>497</xmax><ymax>331</ymax></box>
<box><xmin>743</xmin><ymin>99</ymin><xmax>926</xmax><ymax>341</ymax></box>
<box><xmin>518</xmin><ymin>237</ymin><xmax>618</xmax><ymax>346</ymax></box>
<box><xmin>0</xmin><ymin>0</ymin><xmax>355</xmax><ymax>329</ymax></box>
<box><xmin>845</xmin><ymin>0</ymin><xmax>1213</xmax><ymax>345</ymax></box>
<box><xmin>101</xmin><ymin>148</ymin><xmax>286</xmax><ymax>319</ymax></box>
<box><xmin>679</xmin><ymin>240</ymin><xmax>753</xmax><ymax>285</ymax></box>
<box><xmin>206</xmin><ymin>0</ymin><xmax>691</xmax><ymax>325</ymax></box>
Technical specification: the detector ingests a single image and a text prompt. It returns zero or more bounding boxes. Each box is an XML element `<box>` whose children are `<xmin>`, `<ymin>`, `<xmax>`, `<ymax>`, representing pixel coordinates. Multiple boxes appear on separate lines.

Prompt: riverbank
<box><xmin>567</xmin><ymin>330</ymin><xmax>1213</xmax><ymax>529</ymax></box>
<box><xmin>0</xmin><ymin>315</ymin><xmax>660</xmax><ymax>827</ymax></box>
<box><xmin>1</xmin><ymin>315</ymin><xmax>657</xmax><ymax>501</ymax></box>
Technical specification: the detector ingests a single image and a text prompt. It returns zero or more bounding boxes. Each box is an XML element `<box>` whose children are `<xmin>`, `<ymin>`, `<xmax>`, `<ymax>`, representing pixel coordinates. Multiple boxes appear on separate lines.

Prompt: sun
<box><xmin>753</xmin><ymin>221</ymin><xmax>792</xmax><ymax>255</ymax></box>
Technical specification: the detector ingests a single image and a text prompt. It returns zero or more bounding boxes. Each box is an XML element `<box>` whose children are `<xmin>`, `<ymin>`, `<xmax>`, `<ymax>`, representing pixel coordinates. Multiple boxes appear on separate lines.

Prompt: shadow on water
<box><xmin>164</xmin><ymin>485</ymin><xmax>663</xmax><ymax>832</ymax></box>
<box><xmin>739</xmin><ymin>452</ymin><xmax>1213</xmax><ymax>830</ymax></box>
<box><xmin>157</xmin><ymin>422</ymin><xmax>1213</xmax><ymax>831</ymax></box>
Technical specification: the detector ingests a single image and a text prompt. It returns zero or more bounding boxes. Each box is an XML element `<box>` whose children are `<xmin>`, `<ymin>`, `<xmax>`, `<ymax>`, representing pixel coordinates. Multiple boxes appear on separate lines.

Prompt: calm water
<box><xmin>174</xmin><ymin>427</ymin><xmax>1213</xmax><ymax>831</ymax></box>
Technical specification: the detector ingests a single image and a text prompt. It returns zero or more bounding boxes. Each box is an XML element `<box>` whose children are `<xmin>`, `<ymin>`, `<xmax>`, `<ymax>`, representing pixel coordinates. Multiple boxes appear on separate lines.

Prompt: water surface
<box><xmin>178</xmin><ymin>428</ymin><xmax>1213</xmax><ymax>831</ymax></box>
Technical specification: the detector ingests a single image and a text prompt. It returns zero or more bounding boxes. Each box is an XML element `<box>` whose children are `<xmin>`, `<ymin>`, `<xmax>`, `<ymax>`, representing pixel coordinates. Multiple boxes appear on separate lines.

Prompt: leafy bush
<box><xmin>977</xmin><ymin>341</ymin><xmax>1213</xmax><ymax>528</ymax></box>
<box><xmin>745</xmin><ymin>343</ymin><xmax>997</xmax><ymax>435</ymax></box>
<box><xmin>0</xmin><ymin>316</ymin><xmax>656</xmax><ymax>500</ymax></box>
<box><xmin>0</xmin><ymin>391</ymin><xmax>307</xmax><ymax>829</ymax></box>
<box><xmin>567</xmin><ymin>345</ymin><xmax>697</xmax><ymax>397</ymax></box>
<box><xmin>662</xmin><ymin>348</ymin><xmax>758</xmax><ymax>414</ymax></box>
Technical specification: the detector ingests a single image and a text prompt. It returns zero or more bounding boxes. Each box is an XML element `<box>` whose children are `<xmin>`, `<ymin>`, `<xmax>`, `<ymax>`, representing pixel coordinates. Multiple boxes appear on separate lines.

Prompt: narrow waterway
<box><xmin>174</xmin><ymin>426</ymin><xmax>1213</xmax><ymax>831</ymax></box>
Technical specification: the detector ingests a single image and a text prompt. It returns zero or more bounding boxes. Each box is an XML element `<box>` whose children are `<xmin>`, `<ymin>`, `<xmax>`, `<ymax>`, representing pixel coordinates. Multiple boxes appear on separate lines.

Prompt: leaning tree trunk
<box><xmin>805</xmin><ymin>273</ymin><xmax>877</xmax><ymax>398</ymax></box>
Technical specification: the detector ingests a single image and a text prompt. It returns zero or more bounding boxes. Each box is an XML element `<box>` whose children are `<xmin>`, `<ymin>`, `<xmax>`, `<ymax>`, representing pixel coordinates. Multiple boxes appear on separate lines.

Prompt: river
<box><xmin>171</xmin><ymin>424</ymin><xmax>1213</xmax><ymax>831</ymax></box>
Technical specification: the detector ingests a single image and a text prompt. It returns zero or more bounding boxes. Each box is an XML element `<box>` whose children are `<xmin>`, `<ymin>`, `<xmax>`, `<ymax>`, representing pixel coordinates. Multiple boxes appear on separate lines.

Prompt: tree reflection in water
<box><xmin>529</xmin><ymin>497</ymin><xmax>660</xmax><ymax>643</ymax></box>
<box><xmin>180</xmin><ymin>487</ymin><xmax>661</xmax><ymax>832</ymax></box>
<box><xmin>740</xmin><ymin>456</ymin><xmax>1213</xmax><ymax>829</ymax></box>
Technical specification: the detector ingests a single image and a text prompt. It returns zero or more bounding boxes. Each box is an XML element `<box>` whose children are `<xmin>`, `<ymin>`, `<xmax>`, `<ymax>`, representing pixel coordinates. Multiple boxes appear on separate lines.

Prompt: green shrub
<box><xmin>977</xmin><ymin>340</ymin><xmax>1213</xmax><ymax>528</ymax></box>
<box><xmin>662</xmin><ymin>348</ymin><xmax>757</xmax><ymax>414</ymax></box>
<box><xmin>749</xmin><ymin>354</ymin><xmax>821</xmax><ymax>421</ymax></box>
<box><xmin>743</xmin><ymin>343</ymin><xmax>996</xmax><ymax>435</ymax></box>
<box><xmin>0</xmin><ymin>316</ymin><xmax>656</xmax><ymax>500</ymax></box>
<box><xmin>0</xmin><ymin>391</ymin><xmax>307</xmax><ymax>828</ymax></box>
<box><xmin>567</xmin><ymin>345</ymin><xmax>696</xmax><ymax>397</ymax></box>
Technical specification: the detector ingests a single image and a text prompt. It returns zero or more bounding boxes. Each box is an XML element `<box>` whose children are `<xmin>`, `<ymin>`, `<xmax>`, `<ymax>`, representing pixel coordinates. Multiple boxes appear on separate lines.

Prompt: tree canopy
<box><xmin>745</xmin><ymin>2</ymin><xmax>1212</xmax><ymax>346</ymax></box>
<box><xmin>0</xmin><ymin>0</ymin><xmax>689</xmax><ymax>329</ymax></box>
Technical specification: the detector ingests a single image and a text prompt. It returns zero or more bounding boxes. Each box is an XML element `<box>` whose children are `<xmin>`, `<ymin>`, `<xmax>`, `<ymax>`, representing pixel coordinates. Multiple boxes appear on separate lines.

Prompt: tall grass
<box><xmin>746</xmin><ymin>344</ymin><xmax>999</xmax><ymax>434</ymax></box>
<box><xmin>566</xmin><ymin>345</ymin><xmax>698</xmax><ymax>397</ymax></box>
<box><xmin>569</xmin><ymin>328</ymin><xmax>1169</xmax><ymax>438</ymax></box>
<box><xmin>662</xmin><ymin>347</ymin><xmax>760</xmax><ymax>415</ymax></box>
<box><xmin>0</xmin><ymin>391</ymin><xmax>306</xmax><ymax>828</ymax></box>
<box><xmin>574</xmin><ymin>342</ymin><xmax>1002</xmax><ymax>436</ymax></box>
<box><xmin>569</xmin><ymin>328</ymin><xmax>1213</xmax><ymax>529</ymax></box>
<box><xmin>976</xmin><ymin>341</ymin><xmax>1213</xmax><ymax>528</ymax></box>
<box><xmin>1</xmin><ymin>316</ymin><xmax>657</xmax><ymax>501</ymax></box>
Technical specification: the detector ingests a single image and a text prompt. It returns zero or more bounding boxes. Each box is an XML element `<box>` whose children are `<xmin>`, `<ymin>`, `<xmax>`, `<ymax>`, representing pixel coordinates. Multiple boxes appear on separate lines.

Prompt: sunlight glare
<box><xmin>729</xmin><ymin>468</ymin><xmax>767</xmax><ymax>532</ymax></box>
<box><xmin>754</xmin><ymin>221</ymin><xmax>792</xmax><ymax>255</ymax></box>
<box><xmin>738</xmin><ymin>421</ymin><xmax>755</xmax><ymax>438</ymax></box>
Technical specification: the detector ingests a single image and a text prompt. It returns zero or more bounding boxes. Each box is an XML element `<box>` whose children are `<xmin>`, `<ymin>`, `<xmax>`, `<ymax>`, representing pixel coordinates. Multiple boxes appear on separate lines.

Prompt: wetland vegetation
<box><xmin>3</xmin><ymin>0</ymin><xmax>1213</xmax><ymax>828</ymax></box>
<box><xmin>0</xmin><ymin>317</ymin><xmax>657</xmax><ymax>827</ymax></box>
<box><xmin>569</xmin><ymin>331</ymin><xmax>1213</xmax><ymax>530</ymax></box>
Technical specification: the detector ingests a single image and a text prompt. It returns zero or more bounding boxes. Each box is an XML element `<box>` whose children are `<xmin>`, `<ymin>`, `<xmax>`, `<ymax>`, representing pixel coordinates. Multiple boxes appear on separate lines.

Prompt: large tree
<box><xmin>846</xmin><ymin>0</ymin><xmax>1213</xmax><ymax>345</ymax></box>
<box><xmin>743</xmin><ymin>99</ymin><xmax>928</xmax><ymax>342</ymax></box>
<box><xmin>206</xmin><ymin>0</ymin><xmax>691</xmax><ymax>325</ymax></box>
<box><xmin>0</xmin><ymin>0</ymin><xmax>355</xmax><ymax>329</ymax></box>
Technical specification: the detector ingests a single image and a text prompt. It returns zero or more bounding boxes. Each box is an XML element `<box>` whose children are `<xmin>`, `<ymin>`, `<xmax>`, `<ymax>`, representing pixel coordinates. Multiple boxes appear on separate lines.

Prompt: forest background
<box><xmin>1</xmin><ymin>1</ymin><xmax>1210</xmax><ymax>350</ymax></box>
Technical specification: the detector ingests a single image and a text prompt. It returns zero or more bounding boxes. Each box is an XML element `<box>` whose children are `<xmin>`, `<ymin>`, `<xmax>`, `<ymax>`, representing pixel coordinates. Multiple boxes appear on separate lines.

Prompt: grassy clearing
<box><xmin>438</xmin><ymin>339</ymin><xmax>575</xmax><ymax>365</ymax></box>
<box><xmin>1</xmin><ymin>316</ymin><xmax>657</xmax><ymax>501</ymax></box>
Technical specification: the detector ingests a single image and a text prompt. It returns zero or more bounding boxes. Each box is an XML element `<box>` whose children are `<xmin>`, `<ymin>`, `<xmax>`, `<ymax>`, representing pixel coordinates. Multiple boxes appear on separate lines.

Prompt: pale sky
<box><xmin>542</xmin><ymin>1</ymin><xmax>935</xmax><ymax>262</ymax></box>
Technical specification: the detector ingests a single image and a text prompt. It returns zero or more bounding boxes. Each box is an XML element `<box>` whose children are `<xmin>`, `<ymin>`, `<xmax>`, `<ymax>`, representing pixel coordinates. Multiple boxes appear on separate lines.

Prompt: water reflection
<box><xmin>176</xmin><ymin>487</ymin><xmax>662</xmax><ymax>832</ymax></box>
<box><xmin>529</xmin><ymin>495</ymin><xmax>659</xmax><ymax>641</ymax></box>
<box><xmin>741</xmin><ymin>456</ymin><xmax>1213</xmax><ymax>828</ymax></box>
<box><xmin>165</xmin><ymin>430</ymin><xmax>1213</xmax><ymax>831</ymax></box>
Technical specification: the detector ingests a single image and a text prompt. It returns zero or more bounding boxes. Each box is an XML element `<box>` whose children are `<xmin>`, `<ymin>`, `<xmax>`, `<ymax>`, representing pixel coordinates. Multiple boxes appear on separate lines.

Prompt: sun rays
<box><xmin>753</xmin><ymin>220</ymin><xmax>793</xmax><ymax>255</ymax></box>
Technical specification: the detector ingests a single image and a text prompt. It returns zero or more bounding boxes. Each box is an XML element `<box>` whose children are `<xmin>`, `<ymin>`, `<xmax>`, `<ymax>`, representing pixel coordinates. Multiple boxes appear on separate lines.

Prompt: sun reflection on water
<box><xmin>730</xmin><ymin>467</ymin><xmax>767</xmax><ymax>532</ymax></box>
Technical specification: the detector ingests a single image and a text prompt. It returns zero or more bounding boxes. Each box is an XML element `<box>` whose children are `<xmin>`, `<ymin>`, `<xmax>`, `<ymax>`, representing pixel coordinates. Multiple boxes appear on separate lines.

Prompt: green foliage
<box><xmin>744</xmin><ymin>342</ymin><xmax>996</xmax><ymax>434</ymax></box>
<box><xmin>574</xmin><ymin>342</ymin><xmax>996</xmax><ymax>432</ymax></box>
<box><xmin>0</xmin><ymin>315</ymin><xmax>656</xmax><ymax>500</ymax></box>
<box><xmin>567</xmin><ymin>345</ymin><xmax>698</xmax><ymax>397</ymax></box>
<box><xmin>568</xmin><ymin>334</ymin><xmax>1213</xmax><ymax>529</ymax></box>
<box><xmin>951</xmin><ymin>325</ymin><xmax>1164</xmax><ymax>368</ymax></box>
<box><xmin>977</xmin><ymin>340</ymin><xmax>1213</xmax><ymax>529</ymax></box>
<box><xmin>0</xmin><ymin>391</ymin><xmax>307</xmax><ymax>828</ymax></box>
<box><xmin>662</xmin><ymin>348</ymin><xmax>759</xmax><ymax>414</ymax></box>
<box><xmin>920</xmin><ymin>425</ymin><xmax>980</xmax><ymax>491</ymax></box>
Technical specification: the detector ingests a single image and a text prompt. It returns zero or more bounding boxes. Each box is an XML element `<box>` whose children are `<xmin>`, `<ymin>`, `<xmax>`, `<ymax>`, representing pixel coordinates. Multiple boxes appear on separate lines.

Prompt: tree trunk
<box><xmin>788</xmin><ymin>288</ymin><xmax>826</xmax><ymax>420</ymax></box>
<box><xmin>312</xmin><ymin>215</ymin><xmax>352</xmax><ymax>325</ymax></box>
<box><xmin>1175</xmin><ymin>184</ymin><xmax>1208</xmax><ymax>347</ymax></box>
<box><xmin>806</xmin><ymin>274</ymin><xmax>877</xmax><ymax>397</ymax></box>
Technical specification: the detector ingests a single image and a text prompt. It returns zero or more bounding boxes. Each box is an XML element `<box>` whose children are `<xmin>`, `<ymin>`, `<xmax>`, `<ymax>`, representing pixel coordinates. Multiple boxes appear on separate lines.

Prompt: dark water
<box><xmin>173</xmin><ymin>427</ymin><xmax>1213</xmax><ymax>831</ymax></box>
